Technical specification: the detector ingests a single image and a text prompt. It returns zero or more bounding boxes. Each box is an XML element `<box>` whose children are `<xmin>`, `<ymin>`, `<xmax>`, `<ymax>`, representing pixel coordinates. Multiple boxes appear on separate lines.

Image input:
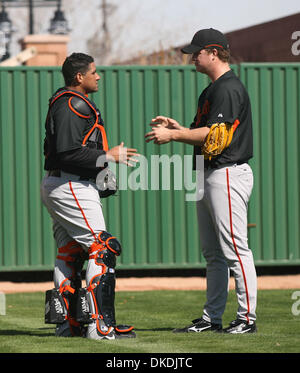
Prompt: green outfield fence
<box><xmin>0</xmin><ymin>63</ymin><xmax>299</xmax><ymax>272</ymax></box>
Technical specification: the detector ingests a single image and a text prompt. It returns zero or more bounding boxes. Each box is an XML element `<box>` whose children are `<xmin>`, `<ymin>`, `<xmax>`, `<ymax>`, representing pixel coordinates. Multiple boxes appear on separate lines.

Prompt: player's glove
<box><xmin>201</xmin><ymin>122</ymin><xmax>234</xmax><ymax>161</ymax></box>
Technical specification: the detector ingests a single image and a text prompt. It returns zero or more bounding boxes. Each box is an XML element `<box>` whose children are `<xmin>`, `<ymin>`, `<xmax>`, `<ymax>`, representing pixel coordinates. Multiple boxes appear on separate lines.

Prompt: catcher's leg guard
<box><xmin>45</xmin><ymin>240</ymin><xmax>87</xmax><ymax>337</ymax></box>
<box><xmin>85</xmin><ymin>231</ymin><xmax>135</xmax><ymax>340</ymax></box>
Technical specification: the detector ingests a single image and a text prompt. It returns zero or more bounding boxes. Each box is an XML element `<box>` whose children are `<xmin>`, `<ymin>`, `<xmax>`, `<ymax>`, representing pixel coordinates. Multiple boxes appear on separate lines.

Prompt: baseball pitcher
<box><xmin>145</xmin><ymin>28</ymin><xmax>257</xmax><ymax>334</ymax></box>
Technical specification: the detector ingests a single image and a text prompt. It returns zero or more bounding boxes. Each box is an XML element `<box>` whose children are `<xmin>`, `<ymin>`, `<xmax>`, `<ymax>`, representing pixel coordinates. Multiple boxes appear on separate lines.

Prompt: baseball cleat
<box><xmin>87</xmin><ymin>328</ymin><xmax>136</xmax><ymax>340</ymax></box>
<box><xmin>114</xmin><ymin>324</ymin><xmax>136</xmax><ymax>338</ymax></box>
<box><xmin>55</xmin><ymin>322</ymin><xmax>73</xmax><ymax>337</ymax></box>
<box><xmin>114</xmin><ymin>329</ymin><xmax>136</xmax><ymax>339</ymax></box>
<box><xmin>55</xmin><ymin>321</ymin><xmax>86</xmax><ymax>337</ymax></box>
<box><xmin>173</xmin><ymin>317</ymin><xmax>222</xmax><ymax>333</ymax></box>
<box><xmin>86</xmin><ymin>321</ymin><xmax>136</xmax><ymax>340</ymax></box>
<box><xmin>223</xmin><ymin>319</ymin><xmax>257</xmax><ymax>334</ymax></box>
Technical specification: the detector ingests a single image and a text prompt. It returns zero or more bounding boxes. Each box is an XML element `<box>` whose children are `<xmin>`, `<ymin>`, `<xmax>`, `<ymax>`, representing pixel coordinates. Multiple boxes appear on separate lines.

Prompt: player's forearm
<box><xmin>171</xmin><ymin>126</ymin><xmax>210</xmax><ymax>146</ymax></box>
<box><xmin>58</xmin><ymin>147</ymin><xmax>106</xmax><ymax>170</ymax></box>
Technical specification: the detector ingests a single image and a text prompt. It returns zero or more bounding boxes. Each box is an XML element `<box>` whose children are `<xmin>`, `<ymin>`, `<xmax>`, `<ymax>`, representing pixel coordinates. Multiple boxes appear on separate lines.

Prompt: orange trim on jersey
<box><xmin>226</xmin><ymin>168</ymin><xmax>250</xmax><ymax>323</ymax></box>
<box><xmin>196</xmin><ymin>99</ymin><xmax>210</xmax><ymax>127</ymax></box>
<box><xmin>232</xmin><ymin>119</ymin><xmax>240</xmax><ymax>132</ymax></box>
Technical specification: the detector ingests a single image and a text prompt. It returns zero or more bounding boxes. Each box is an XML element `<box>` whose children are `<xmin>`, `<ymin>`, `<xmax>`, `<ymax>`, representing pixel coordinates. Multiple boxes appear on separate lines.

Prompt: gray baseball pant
<box><xmin>197</xmin><ymin>163</ymin><xmax>257</xmax><ymax>325</ymax></box>
<box><xmin>40</xmin><ymin>172</ymin><xmax>107</xmax><ymax>288</ymax></box>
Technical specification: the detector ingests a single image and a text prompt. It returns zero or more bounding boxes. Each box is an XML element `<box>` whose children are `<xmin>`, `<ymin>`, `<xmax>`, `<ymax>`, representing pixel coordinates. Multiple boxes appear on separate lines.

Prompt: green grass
<box><xmin>0</xmin><ymin>289</ymin><xmax>299</xmax><ymax>353</ymax></box>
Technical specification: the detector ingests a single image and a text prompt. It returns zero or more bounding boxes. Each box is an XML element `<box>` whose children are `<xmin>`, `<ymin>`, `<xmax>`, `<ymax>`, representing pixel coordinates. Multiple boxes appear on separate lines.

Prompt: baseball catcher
<box><xmin>42</xmin><ymin>53</ymin><xmax>138</xmax><ymax>340</ymax></box>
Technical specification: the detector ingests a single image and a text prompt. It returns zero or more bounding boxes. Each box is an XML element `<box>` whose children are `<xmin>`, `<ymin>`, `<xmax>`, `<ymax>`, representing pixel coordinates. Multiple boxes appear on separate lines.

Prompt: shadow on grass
<box><xmin>135</xmin><ymin>327</ymin><xmax>174</xmax><ymax>332</ymax></box>
<box><xmin>0</xmin><ymin>327</ymin><xmax>54</xmax><ymax>337</ymax></box>
<box><xmin>1</xmin><ymin>326</ymin><xmax>174</xmax><ymax>336</ymax></box>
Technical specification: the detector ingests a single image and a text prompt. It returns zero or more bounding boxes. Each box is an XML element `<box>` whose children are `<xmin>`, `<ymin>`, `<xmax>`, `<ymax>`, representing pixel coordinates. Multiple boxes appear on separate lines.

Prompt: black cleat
<box><xmin>114</xmin><ymin>325</ymin><xmax>136</xmax><ymax>338</ymax></box>
<box><xmin>173</xmin><ymin>317</ymin><xmax>222</xmax><ymax>333</ymax></box>
<box><xmin>223</xmin><ymin>319</ymin><xmax>257</xmax><ymax>334</ymax></box>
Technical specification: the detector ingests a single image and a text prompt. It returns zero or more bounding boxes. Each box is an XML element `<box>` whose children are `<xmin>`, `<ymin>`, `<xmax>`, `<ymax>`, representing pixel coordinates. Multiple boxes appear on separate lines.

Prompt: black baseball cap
<box><xmin>181</xmin><ymin>28</ymin><xmax>229</xmax><ymax>54</ymax></box>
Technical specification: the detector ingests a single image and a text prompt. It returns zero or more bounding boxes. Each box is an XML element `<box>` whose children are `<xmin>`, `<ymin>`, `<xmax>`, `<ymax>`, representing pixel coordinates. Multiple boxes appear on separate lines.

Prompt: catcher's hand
<box><xmin>201</xmin><ymin>122</ymin><xmax>234</xmax><ymax>160</ymax></box>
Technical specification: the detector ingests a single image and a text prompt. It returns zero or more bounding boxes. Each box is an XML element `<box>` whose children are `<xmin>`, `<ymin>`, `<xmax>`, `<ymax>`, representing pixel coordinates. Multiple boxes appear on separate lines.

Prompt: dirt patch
<box><xmin>0</xmin><ymin>274</ymin><xmax>299</xmax><ymax>293</ymax></box>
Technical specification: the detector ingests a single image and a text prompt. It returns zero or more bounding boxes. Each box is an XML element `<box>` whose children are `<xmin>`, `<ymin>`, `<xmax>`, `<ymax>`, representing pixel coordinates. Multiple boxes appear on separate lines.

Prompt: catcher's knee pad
<box><xmin>81</xmin><ymin>231</ymin><xmax>122</xmax><ymax>336</ymax></box>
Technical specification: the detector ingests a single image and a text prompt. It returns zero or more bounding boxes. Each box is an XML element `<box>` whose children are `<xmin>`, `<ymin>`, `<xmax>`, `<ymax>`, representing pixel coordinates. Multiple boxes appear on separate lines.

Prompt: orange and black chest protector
<box><xmin>43</xmin><ymin>88</ymin><xmax>108</xmax><ymax>178</ymax></box>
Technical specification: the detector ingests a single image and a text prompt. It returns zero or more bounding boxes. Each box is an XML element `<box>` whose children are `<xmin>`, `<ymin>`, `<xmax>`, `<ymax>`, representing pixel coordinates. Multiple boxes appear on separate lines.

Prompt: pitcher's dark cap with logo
<box><xmin>181</xmin><ymin>28</ymin><xmax>229</xmax><ymax>54</ymax></box>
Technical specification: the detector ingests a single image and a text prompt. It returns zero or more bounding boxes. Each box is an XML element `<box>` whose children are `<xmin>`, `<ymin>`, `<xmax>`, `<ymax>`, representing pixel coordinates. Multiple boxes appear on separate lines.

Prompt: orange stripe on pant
<box><xmin>226</xmin><ymin>168</ymin><xmax>250</xmax><ymax>323</ymax></box>
<box><xmin>68</xmin><ymin>181</ymin><xmax>98</xmax><ymax>242</ymax></box>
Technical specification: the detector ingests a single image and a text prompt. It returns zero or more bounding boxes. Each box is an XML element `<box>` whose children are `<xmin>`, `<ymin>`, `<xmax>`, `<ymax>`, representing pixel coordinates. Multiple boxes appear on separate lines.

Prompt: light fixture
<box><xmin>0</xmin><ymin>1</ymin><xmax>14</xmax><ymax>60</ymax></box>
<box><xmin>48</xmin><ymin>0</ymin><xmax>70</xmax><ymax>35</ymax></box>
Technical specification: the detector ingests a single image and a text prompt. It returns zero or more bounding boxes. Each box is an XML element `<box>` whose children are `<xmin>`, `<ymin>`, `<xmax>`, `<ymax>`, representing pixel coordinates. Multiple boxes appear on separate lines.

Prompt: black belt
<box><xmin>48</xmin><ymin>170</ymin><xmax>61</xmax><ymax>177</ymax></box>
<box><xmin>204</xmin><ymin>161</ymin><xmax>247</xmax><ymax>170</ymax></box>
<box><xmin>48</xmin><ymin>170</ymin><xmax>95</xmax><ymax>182</ymax></box>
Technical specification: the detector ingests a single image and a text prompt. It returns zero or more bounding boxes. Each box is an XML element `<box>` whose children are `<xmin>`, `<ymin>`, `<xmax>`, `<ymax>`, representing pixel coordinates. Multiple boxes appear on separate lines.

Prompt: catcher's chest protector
<box><xmin>48</xmin><ymin>89</ymin><xmax>109</xmax><ymax>151</ymax></box>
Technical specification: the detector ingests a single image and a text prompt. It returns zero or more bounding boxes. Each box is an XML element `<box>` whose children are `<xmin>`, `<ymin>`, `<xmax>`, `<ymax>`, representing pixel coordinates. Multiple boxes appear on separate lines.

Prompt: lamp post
<box><xmin>0</xmin><ymin>1</ymin><xmax>70</xmax><ymax>35</ymax></box>
<box><xmin>0</xmin><ymin>1</ymin><xmax>14</xmax><ymax>61</ymax></box>
<box><xmin>0</xmin><ymin>0</ymin><xmax>70</xmax><ymax>62</ymax></box>
<box><xmin>48</xmin><ymin>0</ymin><xmax>70</xmax><ymax>35</ymax></box>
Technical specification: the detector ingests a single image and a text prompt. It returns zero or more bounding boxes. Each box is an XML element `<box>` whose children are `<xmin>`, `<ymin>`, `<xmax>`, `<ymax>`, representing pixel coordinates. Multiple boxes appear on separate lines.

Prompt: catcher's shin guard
<box><xmin>85</xmin><ymin>231</ymin><xmax>135</xmax><ymax>339</ymax></box>
<box><xmin>45</xmin><ymin>240</ymin><xmax>87</xmax><ymax>337</ymax></box>
<box><xmin>45</xmin><ymin>287</ymin><xmax>67</xmax><ymax>324</ymax></box>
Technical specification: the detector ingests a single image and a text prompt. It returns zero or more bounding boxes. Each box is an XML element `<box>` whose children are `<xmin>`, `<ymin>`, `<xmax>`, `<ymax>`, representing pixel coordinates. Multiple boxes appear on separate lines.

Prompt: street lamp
<box><xmin>0</xmin><ymin>1</ymin><xmax>69</xmax><ymax>62</ymax></box>
<box><xmin>0</xmin><ymin>1</ymin><xmax>14</xmax><ymax>61</ymax></box>
<box><xmin>48</xmin><ymin>0</ymin><xmax>70</xmax><ymax>35</ymax></box>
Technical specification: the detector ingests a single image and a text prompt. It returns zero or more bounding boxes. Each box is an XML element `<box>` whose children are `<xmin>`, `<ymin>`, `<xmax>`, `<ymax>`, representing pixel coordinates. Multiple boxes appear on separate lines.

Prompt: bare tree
<box><xmin>87</xmin><ymin>0</ymin><xmax>144</xmax><ymax>65</ymax></box>
<box><xmin>87</xmin><ymin>0</ymin><xmax>116</xmax><ymax>65</ymax></box>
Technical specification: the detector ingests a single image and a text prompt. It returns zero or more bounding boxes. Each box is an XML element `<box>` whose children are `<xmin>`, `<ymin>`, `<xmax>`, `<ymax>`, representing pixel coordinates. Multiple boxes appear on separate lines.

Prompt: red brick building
<box><xmin>118</xmin><ymin>13</ymin><xmax>300</xmax><ymax>65</ymax></box>
<box><xmin>226</xmin><ymin>12</ymin><xmax>300</xmax><ymax>63</ymax></box>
